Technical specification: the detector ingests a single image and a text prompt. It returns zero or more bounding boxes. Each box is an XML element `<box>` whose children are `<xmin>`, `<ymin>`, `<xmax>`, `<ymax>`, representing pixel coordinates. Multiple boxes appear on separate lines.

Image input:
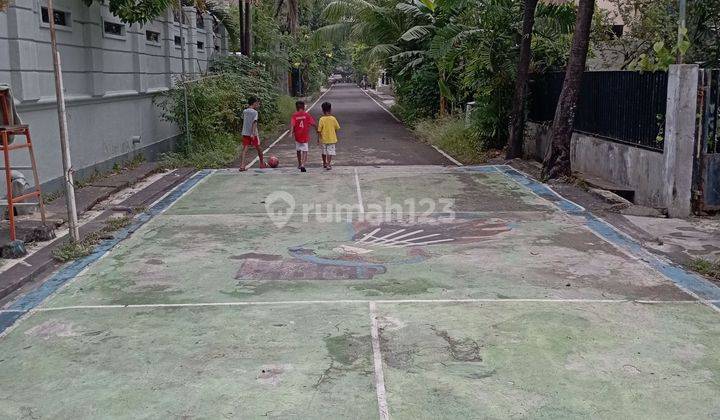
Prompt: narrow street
<box><xmin>262</xmin><ymin>84</ymin><xmax>452</xmax><ymax>167</ymax></box>
<box><xmin>1</xmin><ymin>85</ymin><xmax>719</xmax><ymax>419</ymax></box>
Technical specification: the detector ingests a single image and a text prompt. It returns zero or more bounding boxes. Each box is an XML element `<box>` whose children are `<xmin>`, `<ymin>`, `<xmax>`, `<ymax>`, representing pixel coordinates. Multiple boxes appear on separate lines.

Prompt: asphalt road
<box><xmin>264</xmin><ymin>83</ymin><xmax>453</xmax><ymax>168</ymax></box>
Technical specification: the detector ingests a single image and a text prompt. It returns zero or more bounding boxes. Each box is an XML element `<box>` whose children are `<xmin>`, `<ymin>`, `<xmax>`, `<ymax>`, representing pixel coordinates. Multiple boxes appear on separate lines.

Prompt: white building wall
<box><xmin>0</xmin><ymin>0</ymin><xmax>228</xmax><ymax>193</ymax></box>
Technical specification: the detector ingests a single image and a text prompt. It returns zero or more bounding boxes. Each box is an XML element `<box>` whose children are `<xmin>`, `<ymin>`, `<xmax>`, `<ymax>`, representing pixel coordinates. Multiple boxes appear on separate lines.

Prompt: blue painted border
<box><xmin>491</xmin><ymin>164</ymin><xmax>720</xmax><ymax>309</ymax></box>
<box><xmin>0</xmin><ymin>170</ymin><xmax>212</xmax><ymax>333</ymax></box>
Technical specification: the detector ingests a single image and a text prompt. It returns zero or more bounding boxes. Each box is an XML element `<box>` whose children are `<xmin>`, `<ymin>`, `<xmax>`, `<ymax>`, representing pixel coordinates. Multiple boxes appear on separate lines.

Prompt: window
<box><xmin>41</xmin><ymin>7</ymin><xmax>69</xmax><ymax>27</ymax></box>
<box><xmin>196</xmin><ymin>11</ymin><xmax>204</xmax><ymax>29</ymax></box>
<box><xmin>103</xmin><ymin>21</ymin><xmax>124</xmax><ymax>36</ymax></box>
<box><xmin>174</xmin><ymin>36</ymin><xmax>182</xmax><ymax>46</ymax></box>
<box><xmin>214</xmin><ymin>45</ymin><xmax>219</xmax><ymax>52</ymax></box>
<box><xmin>197</xmin><ymin>41</ymin><xmax>204</xmax><ymax>51</ymax></box>
<box><xmin>145</xmin><ymin>30</ymin><xmax>160</xmax><ymax>43</ymax></box>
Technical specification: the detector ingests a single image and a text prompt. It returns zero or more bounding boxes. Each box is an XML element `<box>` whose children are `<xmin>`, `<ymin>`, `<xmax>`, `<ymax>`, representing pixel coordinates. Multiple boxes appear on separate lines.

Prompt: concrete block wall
<box><xmin>0</xmin><ymin>0</ymin><xmax>228</xmax><ymax>194</ymax></box>
<box><xmin>523</xmin><ymin>65</ymin><xmax>699</xmax><ymax>217</ymax></box>
<box><xmin>524</xmin><ymin>123</ymin><xmax>666</xmax><ymax>208</ymax></box>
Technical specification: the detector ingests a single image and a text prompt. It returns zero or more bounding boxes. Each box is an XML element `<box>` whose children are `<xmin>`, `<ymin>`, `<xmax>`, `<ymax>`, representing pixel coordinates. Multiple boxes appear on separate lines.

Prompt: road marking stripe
<box><xmin>247</xmin><ymin>130</ymin><xmax>288</xmax><ymax>169</ymax></box>
<box><xmin>361</xmin><ymin>88</ymin><xmax>401</xmax><ymax>123</ymax></box>
<box><xmin>354</xmin><ymin>168</ymin><xmax>365</xmax><ymax>213</ymax></box>
<box><xmin>248</xmin><ymin>87</ymin><xmax>332</xmax><ymax>169</ymax></box>
<box><xmin>431</xmin><ymin>145</ymin><xmax>463</xmax><ymax>166</ymax></box>
<box><xmin>360</xmin><ymin>89</ymin><xmax>461</xmax><ymax>167</ymax></box>
<box><xmin>369</xmin><ymin>302</ymin><xmax>390</xmax><ymax>420</ymax></box>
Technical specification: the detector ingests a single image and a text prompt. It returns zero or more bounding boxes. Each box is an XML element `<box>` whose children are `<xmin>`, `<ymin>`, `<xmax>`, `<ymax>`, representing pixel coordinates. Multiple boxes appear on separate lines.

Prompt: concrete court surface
<box><xmin>0</xmin><ymin>165</ymin><xmax>720</xmax><ymax>419</ymax></box>
<box><xmin>256</xmin><ymin>84</ymin><xmax>451</xmax><ymax>168</ymax></box>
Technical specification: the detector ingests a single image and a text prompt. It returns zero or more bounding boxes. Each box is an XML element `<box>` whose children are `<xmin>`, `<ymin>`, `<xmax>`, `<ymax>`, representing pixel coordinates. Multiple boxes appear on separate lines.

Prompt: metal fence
<box><xmin>701</xmin><ymin>69</ymin><xmax>720</xmax><ymax>154</ymax></box>
<box><xmin>528</xmin><ymin>71</ymin><xmax>668</xmax><ymax>152</ymax></box>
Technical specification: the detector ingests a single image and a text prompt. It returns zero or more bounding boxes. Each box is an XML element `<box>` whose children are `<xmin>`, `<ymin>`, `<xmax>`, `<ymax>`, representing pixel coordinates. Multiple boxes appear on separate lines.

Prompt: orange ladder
<box><xmin>0</xmin><ymin>89</ymin><xmax>47</xmax><ymax>242</ymax></box>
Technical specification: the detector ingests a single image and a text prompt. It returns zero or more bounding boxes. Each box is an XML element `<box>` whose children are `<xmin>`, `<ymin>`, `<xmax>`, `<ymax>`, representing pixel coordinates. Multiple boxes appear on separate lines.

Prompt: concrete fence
<box><xmin>524</xmin><ymin>65</ymin><xmax>699</xmax><ymax>218</ymax></box>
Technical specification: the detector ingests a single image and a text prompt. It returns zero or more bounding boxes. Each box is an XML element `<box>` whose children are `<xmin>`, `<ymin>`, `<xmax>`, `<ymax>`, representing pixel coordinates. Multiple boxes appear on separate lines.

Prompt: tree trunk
<box><xmin>239</xmin><ymin>0</ymin><xmax>245</xmax><ymax>54</ymax></box>
<box><xmin>243</xmin><ymin>0</ymin><xmax>252</xmax><ymax>56</ymax></box>
<box><xmin>542</xmin><ymin>0</ymin><xmax>595</xmax><ymax>179</ymax></box>
<box><xmin>507</xmin><ymin>0</ymin><xmax>539</xmax><ymax>159</ymax></box>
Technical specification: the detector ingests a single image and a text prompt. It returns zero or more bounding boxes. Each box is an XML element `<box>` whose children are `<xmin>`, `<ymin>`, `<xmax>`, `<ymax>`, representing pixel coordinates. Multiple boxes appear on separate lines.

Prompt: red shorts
<box><xmin>242</xmin><ymin>135</ymin><xmax>259</xmax><ymax>146</ymax></box>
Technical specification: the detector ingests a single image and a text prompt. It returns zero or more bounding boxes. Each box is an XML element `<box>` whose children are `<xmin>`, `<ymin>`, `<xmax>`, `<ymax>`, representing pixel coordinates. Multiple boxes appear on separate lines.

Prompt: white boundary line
<box><xmin>247</xmin><ymin>87</ymin><xmax>333</xmax><ymax>169</ymax></box>
<box><xmin>369</xmin><ymin>302</ymin><xmax>390</xmax><ymax>420</ymax></box>
<box><xmin>0</xmin><ymin>298</ymin><xmax>707</xmax><ymax>313</ymax></box>
<box><xmin>0</xmin><ymin>170</ymin><xmax>171</xmax><ymax>275</ymax></box>
<box><xmin>5</xmin><ymin>170</ymin><xmax>216</xmax><ymax>320</ymax></box>
<box><xmin>360</xmin><ymin>88</ymin><xmax>462</xmax><ymax>167</ymax></box>
<box><xmin>499</xmin><ymin>165</ymin><xmax>584</xmax><ymax>211</ymax></box>
<box><xmin>361</xmin><ymin>88</ymin><xmax>401</xmax><ymax>123</ymax></box>
<box><xmin>495</xmin><ymin>164</ymin><xmax>720</xmax><ymax>315</ymax></box>
<box><xmin>431</xmin><ymin>145</ymin><xmax>463</xmax><ymax>166</ymax></box>
<box><xmin>354</xmin><ymin>168</ymin><xmax>365</xmax><ymax>213</ymax></box>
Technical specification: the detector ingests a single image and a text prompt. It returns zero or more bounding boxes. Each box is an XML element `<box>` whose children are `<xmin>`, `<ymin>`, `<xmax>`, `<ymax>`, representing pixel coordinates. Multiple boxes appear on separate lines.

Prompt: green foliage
<box><xmin>690</xmin><ymin>258</ymin><xmax>720</xmax><ymax>280</ymax></box>
<box><xmin>78</xmin><ymin>0</ymin><xmax>238</xmax><ymax>44</ymax></box>
<box><xmin>391</xmin><ymin>62</ymin><xmax>440</xmax><ymax>123</ymax></box>
<box><xmin>629</xmin><ymin>26</ymin><xmax>691</xmax><ymax>72</ymax></box>
<box><xmin>318</xmin><ymin>0</ymin><xmax>575</xmax><ymax>151</ymax></box>
<box><xmin>414</xmin><ymin>116</ymin><xmax>487</xmax><ymax>164</ymax></box>
<box><xmin>593</xmin><ymin>0</ymin><xmax>720</xmax><ymax>69</ymax></box>
<box><xmin>155</xmin><ymin>55</ymin><xmax>282</xmax><ymax>168</ymax></box>
<box><xmin>234</xmin><ymin>0</ymin><xmax>338</xmax><ymax>96</ymax></box>
<box><xmin>52</xmin><ymin>217</ymin><xmax>132</xmax><ymax>262</ymax></box>
<box><xmin>81</xmin><ymin>0</ymin><xmax>172</xmax><ymax>25</ymax></box>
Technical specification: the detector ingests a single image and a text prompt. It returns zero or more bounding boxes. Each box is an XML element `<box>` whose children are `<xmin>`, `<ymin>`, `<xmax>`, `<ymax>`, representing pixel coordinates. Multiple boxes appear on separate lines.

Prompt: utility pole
<box><xmin>677</xmin><ymin>0</ymin><xmax>687</xmax><ymax>63</ymax></box>
<box><xmin>178</xmin><ymin>7</ymin><xmax>191</xmax><ymax>148</ymax></box>
<box><xmin>47</xmin><ymin>0</ymin><xmax>79</xmax><ymax>242</ymax></box>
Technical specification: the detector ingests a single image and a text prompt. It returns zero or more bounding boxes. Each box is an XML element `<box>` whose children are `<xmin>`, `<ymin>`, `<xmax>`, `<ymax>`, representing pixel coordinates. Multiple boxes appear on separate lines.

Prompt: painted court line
<box><xmin>0</xmin><ymin>170</ymin><xmax>213</xmax><ymax>335</ymax></box>
<box><xmin>354</xmin><ymin>168</ymin><xmax>365</xmax><ymax>213</ymax></box>
<box><xmin>493</xmin><ymin>164</ymin><xmax>720</xmax><ymax>313</ymax></box>
<box><xmin>369</xmin><ymin>302</ymin><xmax>390</xmax><ymax>420</ymax></box>
<box><xmin>248</xmin><ymin>87</ymin><xmax>333</xmax><ymax>169</ymax></box>
<box><xmin>0</xmin><ymin>298</ymin><xmax>710</xmax><ymax>314</ymax></box>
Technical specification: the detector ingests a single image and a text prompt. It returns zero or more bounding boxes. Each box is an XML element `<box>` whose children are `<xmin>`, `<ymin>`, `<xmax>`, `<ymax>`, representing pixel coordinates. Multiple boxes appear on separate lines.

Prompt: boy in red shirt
<box><xmin>289</xmin><ymin>100</ymin><xmax>316</xmax><ymax>172</ymax></box>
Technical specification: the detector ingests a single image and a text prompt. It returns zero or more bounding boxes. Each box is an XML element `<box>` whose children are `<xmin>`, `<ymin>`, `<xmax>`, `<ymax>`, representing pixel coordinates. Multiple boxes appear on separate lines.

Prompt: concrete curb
<box><xmin>0</xmin><ymin>168</ymin><xmax>195</xmax><ymax>303</ymax></box>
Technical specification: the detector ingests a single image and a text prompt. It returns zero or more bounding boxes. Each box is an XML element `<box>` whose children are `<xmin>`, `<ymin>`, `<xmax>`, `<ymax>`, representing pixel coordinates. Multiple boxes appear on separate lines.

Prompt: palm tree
<box><xmin>543</xmin><ymin>0</ymin><xmax>594</xmax><ymax>179</ymax></box>
<box><xmin>275</xmin><ymin>0</ymin><xmax>300</xmax><ymax>34</ymax></box>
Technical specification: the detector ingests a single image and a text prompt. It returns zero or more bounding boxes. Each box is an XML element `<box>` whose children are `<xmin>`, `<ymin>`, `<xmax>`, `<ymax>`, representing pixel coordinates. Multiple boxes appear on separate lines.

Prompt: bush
<box><xmin>413</xmin><ymin>116</ymin><xmax>487</xmax><ymax>165</ymax></box>
<box><xmin>154</xmin><ymin>55</ymin><xmax>282</xmax><ymax>168</ymax></box>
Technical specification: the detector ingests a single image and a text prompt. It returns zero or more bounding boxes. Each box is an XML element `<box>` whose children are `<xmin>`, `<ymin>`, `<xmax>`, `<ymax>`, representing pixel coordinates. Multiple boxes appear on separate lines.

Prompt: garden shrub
<box><xmin>155</xmin><ymin>55</ymin><xmax>283</xmax><ymax>167</ymax></box>
<box><xmin>414</xmin><ymin>116</ymin><xmax>487</xmax><ymax>165</ymax></box>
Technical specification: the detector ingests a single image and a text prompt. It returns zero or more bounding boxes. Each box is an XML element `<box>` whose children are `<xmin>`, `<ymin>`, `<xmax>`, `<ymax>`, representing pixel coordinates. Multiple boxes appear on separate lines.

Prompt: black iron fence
<box><xmin>528</xmin><ymin>71</ymin><xmax>668</xmax><ymax>152</ymax></box>
<box><xmin>701</xmin><ymin>69</ymin><xmax>720</xmax><ymax>154</ymax></box>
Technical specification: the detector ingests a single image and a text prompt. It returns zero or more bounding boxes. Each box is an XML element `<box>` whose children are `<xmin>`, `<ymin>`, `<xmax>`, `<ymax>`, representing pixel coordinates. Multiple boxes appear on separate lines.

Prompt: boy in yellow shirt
<box><xmin>317</xmin><ymin>102</ymin><xmax>340</xmax><ymax>170</ymax></box>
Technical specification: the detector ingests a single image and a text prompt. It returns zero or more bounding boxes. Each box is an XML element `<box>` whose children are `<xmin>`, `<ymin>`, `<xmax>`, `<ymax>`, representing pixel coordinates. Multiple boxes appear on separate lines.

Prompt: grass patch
<box><xmin>52</xmin><ymin>216</ymin><xmax>132</xmax><ymax>262</ymax></box>
<box><xmin>689</xmin><ymin>257</ymin><xmax>720</xmax><ymax>280</ymax></box>
<box><xmin>413</xmin><ymin>116</ymin><xmax>487</xmax><ymax>165</ymax></box>
<box><xmin>160</xmin><ymin>133</ymin><xmax>240</xmax><ymax>169</ymax></box>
